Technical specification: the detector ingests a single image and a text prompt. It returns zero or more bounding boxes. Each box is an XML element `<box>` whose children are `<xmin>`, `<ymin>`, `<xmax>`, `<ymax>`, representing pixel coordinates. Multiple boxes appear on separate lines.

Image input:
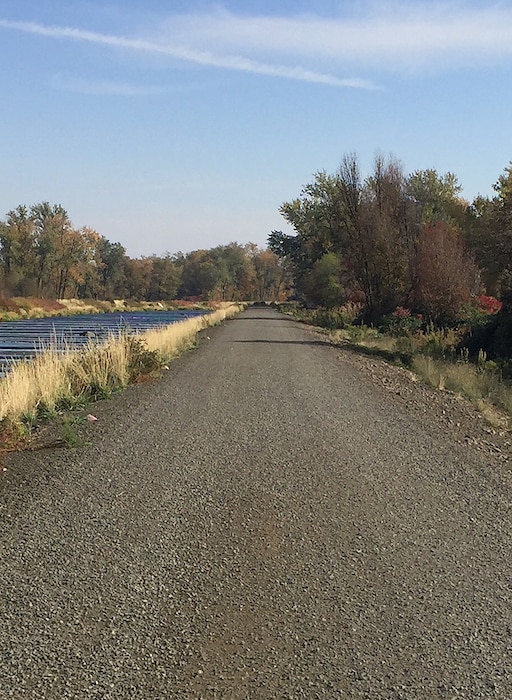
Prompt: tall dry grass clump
<box><xmin>0</xmin><ymin>346</ymin><xmax>72</xmax><ymax>422</ymax></box>
<box><xmin>411</xmin><ymin>354</ymin><xmax>512</xmax><ymax>427</ymax></box>
<box><xmin>0</xmin><ymin>304</ymin><xmax>243</xmax><ymax>427</ymax></box>
<box><xmin>0</xmin><ymin>338</ymin><xmax>133</xmax><ymax>424</ymax></box>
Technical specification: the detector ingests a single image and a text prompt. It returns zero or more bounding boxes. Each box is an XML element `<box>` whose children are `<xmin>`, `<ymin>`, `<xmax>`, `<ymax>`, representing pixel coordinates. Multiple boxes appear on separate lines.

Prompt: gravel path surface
<box><xmin>1</xmin><ymin>307</ymin><xmax>512</xmax><ymax>699</ymax></box>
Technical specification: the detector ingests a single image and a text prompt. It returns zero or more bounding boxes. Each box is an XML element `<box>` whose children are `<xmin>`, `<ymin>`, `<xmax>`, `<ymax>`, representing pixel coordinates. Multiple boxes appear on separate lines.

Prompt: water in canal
<box><xmin>0</xmin><ymin>310</ymin><xmax>208</xmax><ymax>376</ymax></box>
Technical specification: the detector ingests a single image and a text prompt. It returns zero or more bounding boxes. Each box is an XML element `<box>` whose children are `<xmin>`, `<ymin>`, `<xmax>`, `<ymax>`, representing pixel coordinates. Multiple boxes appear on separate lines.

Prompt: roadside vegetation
<box><xmin>270</xmin><ymin>154</ymin><xmax>512</xmax><ymax>427</ymax></box>
<box><xmin>0</xmin><ymin>294</ymin><xmax>220</xmax><ymax>323</ymax></box>
<box><xmin>0</xmin><ymin>304</ymin><xmax>243</xmax><ymax>449</ymax></box>
<box><xmin>281</xmin><ymin>301</ymin><xmax>512</xmax><ymax>427</ymax></box>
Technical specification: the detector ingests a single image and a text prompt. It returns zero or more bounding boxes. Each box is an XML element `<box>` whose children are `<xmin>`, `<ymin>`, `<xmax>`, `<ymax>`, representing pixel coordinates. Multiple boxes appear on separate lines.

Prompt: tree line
<box><xmin>268</xmin><ymin>153</ymin><xmax>512</xmax><ymax>325</ymax></box>
<box><xmin>2</xmin><ymin>154</ymin><xmax>511</xmax><ymax>319</ymax></box>
<box><xmin>0</xmin><ymin>204</ymin><xmax>289</xmax><ymax>302</ymax></box>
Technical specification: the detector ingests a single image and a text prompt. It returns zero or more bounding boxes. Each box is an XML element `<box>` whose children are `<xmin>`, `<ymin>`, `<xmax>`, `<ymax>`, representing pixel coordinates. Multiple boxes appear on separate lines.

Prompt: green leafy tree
<box><xmin>123</xmin><ymin>257</ymin><xmax>153</xmax><ymax>300</ymax></box>
<box><xmin>304</xmin><ymin>252</ymin><xmax>345</xmax><ymax>308</ymax></box>
<box><xmin>466</xmin><ymin>162</ymin><xmax>512</xmax><ymax>296</ymax></box>
<box><xmin>273</xmin><ymin>153</ymin><xmax>414</xmax><ymax>318</ymax></box>
<box><xmin>0</xmin><ymin>205</ymin><xmax>39</xmax><ymax>294</ymax></box>
<box><xmin>97</xmin><ymin>238</ymin><xmax>127</xmax><ymax>298</ymax></box>
<box><xmin>210</xmin><ymin>243</ymin><xmax>255</xmax><ymax>301</ymax></box>
<box><xmin>407</xmin><ymin>169</ymin><xmax>466</xmax><ymax>227</ymax></box>
<box><xmin>357</xmin><ymin>154</ymin><xmax>412</xmax><ymax>317</ymax></box>
<box><xmin>147</xmin><ymin>255</ymin><xmax>182</xmax><ymax>301</ymax></box>
<box><xmin>179</xmin><ymin>250</ymin><xmax>221</xmax><ymax>299</ymax></box>
<box><xmin>30</xmin><ymin>202</ymin><xmax>72</xmax><ymax>296</ymax></box>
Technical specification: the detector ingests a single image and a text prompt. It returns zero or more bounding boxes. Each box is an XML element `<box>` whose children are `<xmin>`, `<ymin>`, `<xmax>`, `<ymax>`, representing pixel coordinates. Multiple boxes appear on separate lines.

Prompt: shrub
<box><xmin>380</xmin><ymin>307</ymin><xmax>423</xmax><ymax>336</ymax></box>
<box><xmin>421</xmin><ymin>325</ymin><xmax>461</xmax><ymax>359</ymax></box>
<box><xmin>0</xmin><ymin>292</ymin><xmax>20</xmax><ymax>313</ymax></box>
<box><xmin>340</xmin><ymin>301</ymin><xmax>364</xmax><ymax>325</ymax></box>
<box><xmin>477</xmin><ymin>295</ymin><xmax>502</xmax><ymax>315</ymax></box>
<box><xmin>126</xmin><ymin>336</ymin><xmax>161</xmax><ymax>380</ymax></box>
<box><xmin>309</xmin><ymin>307</ymin><xmax>346</xmax><ymax>329</ymax></box>
<box><xmin>412</xmin><ymin>221</ymin><xmax>481</xmax><ymax>323</ymax></box>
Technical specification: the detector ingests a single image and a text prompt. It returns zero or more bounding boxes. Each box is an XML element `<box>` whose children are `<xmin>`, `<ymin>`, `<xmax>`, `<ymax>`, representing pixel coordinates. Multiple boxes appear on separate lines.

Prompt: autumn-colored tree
<box><xmin>75</xmin><ymin>227</ymin><xmax>105</xmax><ymax>299</ymax></box>
<box><xmin>0</xmin><ymin>203</ymin><xmax>293</xmax><ymax>304</ymax></box>
<box><xmin>52</xmin><ymin>227</ymin><xmax>94</xmax><ymax>299</ymax></box>
<box><xmin>250</xmin><ymin>247</ymin><xmax>289</xmax><ymax>301</ymax></box>
<box><xmin>413</xmin><ymin>222</ymin><xmax>481</xmax><ymax>323</ymax></box>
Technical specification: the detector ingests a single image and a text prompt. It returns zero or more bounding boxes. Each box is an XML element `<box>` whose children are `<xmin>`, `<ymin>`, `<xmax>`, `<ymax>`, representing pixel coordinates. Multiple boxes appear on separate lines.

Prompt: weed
<box><xmin>0</xmin><ymin>419</ymin><xmax>27</xmax><ymax>452</ymax></box>
<box><xmin>126</xmin><ymin>336</ymin><xmax>161</xmax><ymax>380</ymax></box>
<box><xmin>60</xmin><ymin>416</ymin><xmax>86</xmax><ymax>448</ymax></box>
<box><xmin>325</xmin><ymin>315</ymin><xmax>512</xmax><ymax>424</ymax></box>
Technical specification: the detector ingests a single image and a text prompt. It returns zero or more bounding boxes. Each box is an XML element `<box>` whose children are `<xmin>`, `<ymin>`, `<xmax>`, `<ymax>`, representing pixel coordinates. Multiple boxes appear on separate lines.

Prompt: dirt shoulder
<box><xmin>331</xmin><ymin>335</ymin><xmax>512</xmax><ymax>469</ymax></box>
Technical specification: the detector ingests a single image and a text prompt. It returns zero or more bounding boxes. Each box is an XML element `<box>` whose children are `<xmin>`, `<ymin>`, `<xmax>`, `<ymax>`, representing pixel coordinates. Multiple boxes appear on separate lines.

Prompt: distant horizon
<box><xmin>1</xmin><ymin>0</ymin><xmax>511</xmax><ymax>258</ymax></box>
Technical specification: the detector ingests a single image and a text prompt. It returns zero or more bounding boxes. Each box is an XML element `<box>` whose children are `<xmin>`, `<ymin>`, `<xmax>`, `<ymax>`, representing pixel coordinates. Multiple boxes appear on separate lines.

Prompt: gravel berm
<box><xmin>1</xmin><ymin>307</ymin><xmax>512</xmax><ymax>699</ymax></box>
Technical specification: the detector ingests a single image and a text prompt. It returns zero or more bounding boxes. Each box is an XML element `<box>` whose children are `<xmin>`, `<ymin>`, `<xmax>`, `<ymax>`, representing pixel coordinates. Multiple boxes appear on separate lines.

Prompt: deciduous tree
<box><xmin>413</xmin><ymin>221</ymin><xmax>481</xmax><ymax>323</ymax></box>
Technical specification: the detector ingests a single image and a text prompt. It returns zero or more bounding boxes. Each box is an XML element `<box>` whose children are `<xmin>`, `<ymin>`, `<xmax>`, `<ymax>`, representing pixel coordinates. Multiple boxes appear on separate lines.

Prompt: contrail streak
<box><xmin>0</xmin><ymin>19</ymin><xmax>377</xmax><ymax>89</ymax></box>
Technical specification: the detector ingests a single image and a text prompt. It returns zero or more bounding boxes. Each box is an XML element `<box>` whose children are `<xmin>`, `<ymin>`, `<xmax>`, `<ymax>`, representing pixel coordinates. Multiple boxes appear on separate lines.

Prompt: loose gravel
<box><xmin>1</xmin><ymin>307</ymin><xmax>511</xmax><ymax>698</ymax></box>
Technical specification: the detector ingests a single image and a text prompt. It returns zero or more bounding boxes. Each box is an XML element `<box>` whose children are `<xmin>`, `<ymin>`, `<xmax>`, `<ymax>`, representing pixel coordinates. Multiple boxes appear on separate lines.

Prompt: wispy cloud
<box><xmin>0</xmin><ymin>19</ymin><xmax>377</xmax><ymax>89</ymax></box>
<box><xmin>156</xmin><ymin>4</ymin><xmax>512</xmax><ymax>70</ymax></box>
<box><xmin>2</xmin><ymin>3</ymin><xmax>511</xmax><ymax>91</ymax></box>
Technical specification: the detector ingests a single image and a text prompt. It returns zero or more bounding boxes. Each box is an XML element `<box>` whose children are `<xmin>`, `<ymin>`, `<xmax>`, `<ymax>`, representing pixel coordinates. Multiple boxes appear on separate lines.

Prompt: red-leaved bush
<box><xmin>392</xmin><ymin>306</ymin><xmax>411</xmax><ymax>319</ymax></box>
<box><xmin>477</xmin><ymin>295</ymin><xmax>502</xmax><ymax>314</ymax></box>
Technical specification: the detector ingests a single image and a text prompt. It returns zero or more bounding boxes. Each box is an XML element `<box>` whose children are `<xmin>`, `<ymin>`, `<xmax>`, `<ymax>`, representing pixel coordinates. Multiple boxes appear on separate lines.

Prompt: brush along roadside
<box><xmin>325</xmin><ymin>326</ymin><xmax>512</xmax><ymax>430</ymax></box>
<box><xmin>0</xmin><ymin>303</ymin><xmax>244</xmax><ymax>448</ymax></box>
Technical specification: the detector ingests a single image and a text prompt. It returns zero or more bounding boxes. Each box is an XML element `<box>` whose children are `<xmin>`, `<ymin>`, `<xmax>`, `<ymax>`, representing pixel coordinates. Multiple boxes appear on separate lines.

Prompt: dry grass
<box><xmin>143</xmin><ymin>303</ymin><xmax>242</xmax><ymax>360</ymax></box>
<box><xmin>412</xmin><ymin>355</ymin><xmax>512</xmax><ymax>427</ymax></box>
<box><xmin>0</xmin><ymin>303</ymin><xmax>243</xmax><ymax>427</ymax></box>
<box><xmin>0</xmin><ymin>346</ymin><xmax>74</xmax><ymax>422</ymax></box>
<box><xmin>57</xmin><ymin>298</ymin><xmax>115</xmax><ymax>315</ymax></box>
<box><xmin>328</xmin><ymin>323</ymin><xmax>512</xmax><ymax>426</ymax></box>
<box><xmin>411</xmin><ymin>355</ymin><xmax>447</xmax><ymax>390</ymax></box>
<box><xmin>0</xmin><ymin>341</ymin><xmax>124</xmax><ymax>423</ymax></box>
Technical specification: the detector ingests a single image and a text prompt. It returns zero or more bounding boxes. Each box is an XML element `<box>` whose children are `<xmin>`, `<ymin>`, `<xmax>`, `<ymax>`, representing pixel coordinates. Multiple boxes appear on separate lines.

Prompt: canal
<box><xmin>0</xmin><ymin>310</ymin><xmax>208</xmax><ymax>376</ymax></box>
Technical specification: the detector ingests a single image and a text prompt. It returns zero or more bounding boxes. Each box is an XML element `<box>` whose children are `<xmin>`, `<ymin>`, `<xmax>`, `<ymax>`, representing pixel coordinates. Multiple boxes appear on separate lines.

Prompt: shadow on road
<box><xmin>235</xmin><ymin>316</ymin><xmax>297</xmax><ymax>321</ymax></box>
<box><xmin>229</xmin><ymin>339</ymin><xmax>332</xmax><ymax>346</ymax></box>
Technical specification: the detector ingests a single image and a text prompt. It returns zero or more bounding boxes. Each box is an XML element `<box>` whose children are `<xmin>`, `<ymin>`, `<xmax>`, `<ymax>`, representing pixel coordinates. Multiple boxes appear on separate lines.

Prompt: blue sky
<box><xmin>1</xmin><ymin>1</ymin><xmax>511</xmax><ymax>257</ymax></box>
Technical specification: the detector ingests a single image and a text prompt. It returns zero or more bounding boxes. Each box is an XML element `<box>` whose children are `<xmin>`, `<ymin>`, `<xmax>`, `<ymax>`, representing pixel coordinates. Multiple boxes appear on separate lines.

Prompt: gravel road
<box><xmin>1</xmin><ymin>307</ymin><xmax>512</xmax><ymax>699</ymax></box>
